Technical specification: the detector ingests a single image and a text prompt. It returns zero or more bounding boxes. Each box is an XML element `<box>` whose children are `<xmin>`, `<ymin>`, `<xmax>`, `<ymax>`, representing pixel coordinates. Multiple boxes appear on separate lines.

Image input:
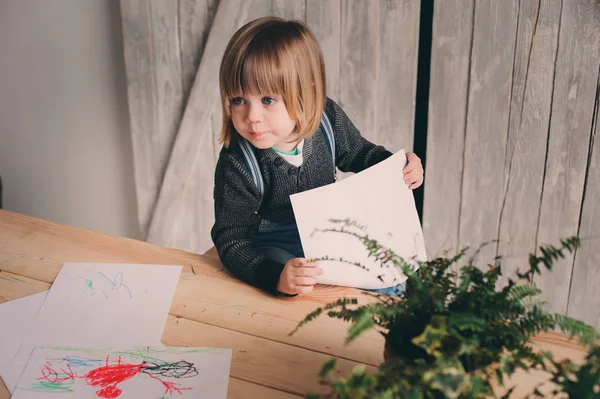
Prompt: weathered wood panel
<box><xmin>178</xmin><ymin>0</ymin><xmax>221</xmax><ymax>252</ymax></box>
<box><xmin>179</xmin><ymin>0</ymin><xmax>221</xmax><ymax>164</ymax></box>
<box><xmin>337</xmin><ymin>0</ymin><xmax>379</xmax><ymax>182</ymax></box>
<box><xmin>496</xmin><ymin>0</ymin><xmax>561</xmax><ymax>287</ymax></box>
<box><xmin>535</xmin><ymin>0</ymin><xmax>600</xmax><ymax>315</ymax></box>
<box><xmin>179</xmin><ymin>0</ymin><xmax>219</xmax><ymax>103</ymax></box>
<box><xmin>339</xmin><ymin>0</ymin><xmax>377</xmax><ymax>142</ymax></box>
<box><xmin>568</xmin><ymin>74</ymin><xmax>600</xmax><ymax>330</ymax></box>
<box><xmin>422</xmin><ymin>0</ymin><xmax>474</xmax><ymax>258</ymax></box>
<box><xmin>375</xmin><ymin>0</ymin><xmax>420</xmax><ymax>153</ymax></box>
<box><xmin>120</xmin><ymin>0</ymin><xmax>184</xmax><ymax>238</ymax></box>
<box><xmin>272</xmin><ymin>0</ymin><xmax>306</xmax><ymax>20</ymax></box>
<box><xmin>459</xmin><ymin>1</ymin><xmax>519</xmax><ymax>263</ymax></box>
<box><xmin>306</xmin><ymin>0</ymin><xmax>341</xmax><ymax>101</ymax></box>
<box><xmin>147</xmin><ymin>0</ymin><xmax>272</xmax><ymax>250</ymax></box>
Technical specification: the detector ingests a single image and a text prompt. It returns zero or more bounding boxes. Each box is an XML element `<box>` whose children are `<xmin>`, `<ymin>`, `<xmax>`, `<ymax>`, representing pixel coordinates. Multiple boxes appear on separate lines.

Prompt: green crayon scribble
<box><xmin>26</xmin><ymin>381</ymin><xmax>74</xmax><ymax>393</ymax></box>
<box><xmin>0</xmin><ymin>276</ymin><xmax>24</xmax><ymax>282</ymax></box>
<box><xmin>79</xmin><ymin>276</ymin><xmax>94</xmax><ymax>291</ymax></box>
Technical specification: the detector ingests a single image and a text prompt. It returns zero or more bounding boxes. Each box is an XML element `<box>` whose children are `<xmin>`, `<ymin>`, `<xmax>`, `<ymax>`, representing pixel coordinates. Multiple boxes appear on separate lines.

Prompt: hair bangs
<box><xmin>223</xmin><ymin>41</ymin><xmax>286</xmax><ymax>101</ymax></box>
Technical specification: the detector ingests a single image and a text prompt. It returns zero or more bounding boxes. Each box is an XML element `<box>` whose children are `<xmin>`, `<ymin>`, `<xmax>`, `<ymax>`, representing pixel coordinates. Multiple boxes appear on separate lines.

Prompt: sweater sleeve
<box><xmin>324</xmin><ymin>97</ymin><xmax>393</xmax><ymax>173</ymax></box>
<box><xmin>210</xmin><ymin>149</ymin><xmax>285</xmax><ymax>295</ymax></box>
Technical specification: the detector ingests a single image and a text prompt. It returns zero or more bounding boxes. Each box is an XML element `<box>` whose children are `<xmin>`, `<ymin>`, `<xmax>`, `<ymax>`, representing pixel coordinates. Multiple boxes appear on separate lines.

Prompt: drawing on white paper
<box><xmin>309</xmin><ymin>217</ymin><xmax>423</xmax><ymax>288</ymax></box>
<box><xmin>12</xmin><ymin>347</ymin><xmax>232</xmax><ymax>399</ymax></box>
<box><xmin>14</xmin><ymin>263</ymin><xmax>182</xmax><ymax>366</ymax></box>
<box><xmin>290</xmin><ymin>150</ymin><xmax>427</xmax><ymax>289</ymax></box>
<box><xmin>79</xmin><ymin>272</ymin><xmax>133</xmax><ymax>299</ymax></box>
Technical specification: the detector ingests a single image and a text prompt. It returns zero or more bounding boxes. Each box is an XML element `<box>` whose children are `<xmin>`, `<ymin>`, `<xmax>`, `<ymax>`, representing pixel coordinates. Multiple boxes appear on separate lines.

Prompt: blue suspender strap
<box><xmin>319</xmin><ymin>112</ymin><xmax>336</xmax><ymax>179</ymax></box>
<box><xmin>238</xmin><ymin>138</ymin><xmax>265</xmax><ymax>212</ymax></box>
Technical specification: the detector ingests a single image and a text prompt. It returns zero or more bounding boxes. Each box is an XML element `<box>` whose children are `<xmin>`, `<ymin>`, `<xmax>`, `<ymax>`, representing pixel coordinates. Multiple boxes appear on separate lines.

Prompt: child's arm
<box><xmin>210</xmin><ymin>149</ymin><xmax>286</xmax><ymax>295</ymax></box>
<box><xmin>324</xmin><ymin>97</ymin><xmax>392</xmax><ymax>173</ymax></box>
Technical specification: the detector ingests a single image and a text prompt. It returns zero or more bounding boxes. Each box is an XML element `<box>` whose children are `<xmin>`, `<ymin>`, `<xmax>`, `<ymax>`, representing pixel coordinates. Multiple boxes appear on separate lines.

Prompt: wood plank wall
<box><xmin>121</xmin><ymin>0</ymin><xmax>599</xmax><ymax>329</ymax></box>
<box><xmin>423</xmin><ymin>0</ymin><xmax>600</xmax><ymax>329</ymax></box>
<box><xmin>120</xmin><ymin>0</ymin><xmax>421</xmax><ymax>252</ymax></box>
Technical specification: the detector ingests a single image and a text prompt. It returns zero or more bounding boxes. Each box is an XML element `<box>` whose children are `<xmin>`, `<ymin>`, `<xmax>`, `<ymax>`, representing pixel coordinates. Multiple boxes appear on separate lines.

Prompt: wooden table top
<box><xmin>0</xmin><ymin>210</ymin><xmax>590</xmax><ymax>398</ymax></box>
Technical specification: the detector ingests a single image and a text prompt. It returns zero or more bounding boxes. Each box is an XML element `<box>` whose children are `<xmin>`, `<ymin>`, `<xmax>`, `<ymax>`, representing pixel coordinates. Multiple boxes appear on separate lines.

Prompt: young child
<box><xmin>211</xmin><ymin>17</ymin><xmax>424</xmax><ymax>297</ymax></box>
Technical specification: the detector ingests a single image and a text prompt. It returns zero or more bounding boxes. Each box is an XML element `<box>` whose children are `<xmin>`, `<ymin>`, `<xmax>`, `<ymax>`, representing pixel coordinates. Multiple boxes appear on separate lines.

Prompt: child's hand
<box><xmin>403</xmin><ymin>152</ymin><xmax>424</xmax><ymax>190</ymax></box>
<box><xmin>277</xmin><ymin>258</ymin><xmax>323</xmax><ymax>295</ymax></box>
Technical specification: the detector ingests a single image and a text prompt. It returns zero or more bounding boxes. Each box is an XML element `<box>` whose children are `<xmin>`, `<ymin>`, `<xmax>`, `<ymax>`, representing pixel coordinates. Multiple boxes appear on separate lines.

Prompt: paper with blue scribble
<box><xmin>13</xmin><ymin>263</ymin><xmax>182</xmax><ymax>366</ymax></box>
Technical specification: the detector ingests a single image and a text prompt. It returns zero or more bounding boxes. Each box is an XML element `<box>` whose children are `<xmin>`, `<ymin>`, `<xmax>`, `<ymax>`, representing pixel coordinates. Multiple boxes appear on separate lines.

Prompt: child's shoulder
<box><xmin>215</xmin><ymin>140</ymin><xmax>247</xmax><ymax>170</ymax></box>
<box><xmin>214</xmin><ymin>143</ymin><xmax>257</xmax><ymax>188</ymax></box>
<box><xmin>323</xmin><ymin>96</ymin><xmax>345</xmax><ymax>122</ymax></box>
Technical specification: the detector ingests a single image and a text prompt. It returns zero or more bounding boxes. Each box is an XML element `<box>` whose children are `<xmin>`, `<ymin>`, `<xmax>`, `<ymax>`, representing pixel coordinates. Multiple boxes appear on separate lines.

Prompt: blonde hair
<box><xmin>218</xmin><ymin>17</ymin><xmax>327</xmax><ymax>147</ymax></box>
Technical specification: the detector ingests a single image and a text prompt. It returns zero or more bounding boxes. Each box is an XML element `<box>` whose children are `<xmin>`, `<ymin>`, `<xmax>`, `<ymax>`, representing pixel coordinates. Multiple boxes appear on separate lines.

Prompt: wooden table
<box><xmin>0</xmin><ymin>210</ymin><xmax>589</xmax><ymax>398</ymax></box>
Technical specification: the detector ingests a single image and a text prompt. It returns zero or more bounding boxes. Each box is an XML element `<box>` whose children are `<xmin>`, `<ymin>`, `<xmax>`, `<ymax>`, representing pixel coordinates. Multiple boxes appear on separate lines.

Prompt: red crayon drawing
<box><xmin>37</xmin><ymin>354</ymin><xmax>198</xmax><ymax>398</ymax></box>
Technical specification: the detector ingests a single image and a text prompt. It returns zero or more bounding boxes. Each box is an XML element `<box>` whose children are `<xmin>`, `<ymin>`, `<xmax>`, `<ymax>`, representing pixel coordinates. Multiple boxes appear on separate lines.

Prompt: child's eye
<box><xmin>262</xmin><ymin>97</ymin><xmax>276</xmax><ymax>106</ymax></box>
<box><xmin>230</xmin><ymin>97</ymin><xmax>245</xmax><ymax>105</ymax></box>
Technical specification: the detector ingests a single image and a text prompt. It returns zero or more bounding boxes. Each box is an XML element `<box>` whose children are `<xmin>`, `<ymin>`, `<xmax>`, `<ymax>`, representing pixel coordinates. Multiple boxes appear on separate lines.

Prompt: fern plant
<box><xmin>290</xmin><ymin>219</ymin><xmax>598</xmax><ymax>398</ymax></box>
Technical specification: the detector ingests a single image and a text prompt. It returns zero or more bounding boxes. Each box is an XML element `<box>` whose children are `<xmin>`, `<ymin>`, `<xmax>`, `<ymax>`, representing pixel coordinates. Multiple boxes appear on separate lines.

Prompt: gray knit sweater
<box><xmin>211</xmin><ymin>97</ymin><xmax>392</xmax><ymax>294</ymax></box>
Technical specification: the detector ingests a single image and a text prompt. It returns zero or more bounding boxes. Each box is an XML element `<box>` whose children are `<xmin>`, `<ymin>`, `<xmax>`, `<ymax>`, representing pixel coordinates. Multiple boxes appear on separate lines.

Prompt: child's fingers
<box><xmin>293</xmin><ymin>277</ymin><xmax>318</xmax><ymax>286</ymax></box>
<box><xmin>295</xmin><ymin>285</ymin><xmax>314</xmax><ymax>295</ymax></box>
<box><xmin>293</xmin><ymin>258</ymin><xmax>319</xmax><ymax>268</ymax></box>
<box><xmin>409</xmin><ymin>179</ymin><xmax>423</xmax><ymax>190</ymax></box>
<box><xmin>295</xmin><ymin>267</ymin><xmax>323</xmax><ymax>277</ymax></box>
<box><xmin>404</xmin><ymin>172</ymin><xmax>419</xmax><ymax>184</ymax></box>
<box><xmin>403</xmin><ymin>162</ymin><xmax>418</xmax><ymax>174</ymax></box>
<box><xmin>403</xmin><ymin>153</ymin><xmax>422</xmax><ymax>173</ymax></box>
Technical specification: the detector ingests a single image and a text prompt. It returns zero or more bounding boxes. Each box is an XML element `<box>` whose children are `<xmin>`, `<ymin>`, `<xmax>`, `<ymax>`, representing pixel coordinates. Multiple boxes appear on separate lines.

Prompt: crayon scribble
<box><xmin>98</xmin><ymin>272</ymin><xmax>133</xmax><ymax>299</ymax></box>
<box><xmin>79</xmin><ymin>277</ymin><xmax>95</xmax><ymax>296</ymax></box>
<box><xmin>35</xmin><ymin>354</ymin><xmax>198</xmax><ymax>398</ymax></box>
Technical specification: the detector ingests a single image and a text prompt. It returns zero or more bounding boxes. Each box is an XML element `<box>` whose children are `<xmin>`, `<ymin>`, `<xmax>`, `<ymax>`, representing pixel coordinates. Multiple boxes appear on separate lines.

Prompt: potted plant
<box><xmin>290</xmin><ymin>219</ymin><xmax>599</xmax><ymax>398</ymax></box>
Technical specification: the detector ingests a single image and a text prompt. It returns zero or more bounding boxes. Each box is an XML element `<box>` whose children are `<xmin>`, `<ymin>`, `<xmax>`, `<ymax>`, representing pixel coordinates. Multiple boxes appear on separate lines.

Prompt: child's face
<box><xmin>229</xmin><ymin>93</ymin><xmax>297</xmax><ymax>152</ymax></box>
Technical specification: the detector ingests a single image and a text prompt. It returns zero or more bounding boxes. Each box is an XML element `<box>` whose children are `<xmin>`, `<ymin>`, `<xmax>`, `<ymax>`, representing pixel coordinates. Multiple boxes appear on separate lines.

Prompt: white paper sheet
<box><xmin>13</xmin><ymin>263</ymin><xmax>182</xmax><ymax>366</ymax></box>
<box><xmin>0</xmin><ymin>291</ymin><xmax>48</xmax><ymax>393</ymax></box>
<box><xmin>12</xmin><ymin>346</ymin><xmax>232</xmax><ymax>399</ymax></box>
<box><xmin>290</xmin><ymin>149</ymin><xmax>427</xmax><ymax>289</ymax></box>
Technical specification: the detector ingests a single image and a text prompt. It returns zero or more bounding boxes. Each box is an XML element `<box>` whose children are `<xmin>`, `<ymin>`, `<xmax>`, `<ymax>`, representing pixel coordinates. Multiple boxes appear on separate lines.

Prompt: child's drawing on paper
<box><xmin>78</xmin><ymin>272</ymin><xmax>133</xmax><ymax>300</ymax></box>
<box><xmin>309</xmin><ymin>218</ymin><xmax>423</xmax><ymax>289</ymax></box>
<box><xmin>12</xmin><ymin>347</ymin><xmax>232</xmax><ymax>399</ymax></box>
<box><xmin>291</xmin><ymin>150</ymin><xmax>427</xmax><ymax>290</ymax></box>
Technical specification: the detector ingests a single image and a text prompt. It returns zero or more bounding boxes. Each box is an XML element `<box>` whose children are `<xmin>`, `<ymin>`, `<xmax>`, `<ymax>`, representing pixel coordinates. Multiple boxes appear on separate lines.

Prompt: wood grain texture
<box><xmin>496</xmin><ymin>0</ymin><xmax>561</xmax><ymax>287</ymax></box>
<box><xmin>306</xmin><ymin>0</ymin><xmax>341</xmax><ymax>101</ymax></box>
<box><xmin>0</xmin><ymin>272</ymin><xmax>49</xmax><ymax>304</ymax></box>
<box><xmin>422</xmin><ymin>0</ymin><xmax>474</xmax><ymax>258</ymax></box>
<box><xmin>227</xmin><ymin>378</ymin><xmax>302</xmax><ymax>398</ymax></box>
<box><xmin>0</xmin><ymin>210</ymin><xmax>384</xmax><ymax>367</ymax></box>
<box><xmin>163</xmin><ymin>315</ymin><xmax>377</xmax><ymax>396</ymax></box>
<box><xmin>120</xmin><ymin>0</ymin><xmax>185</xmax><ymax>238</ymax></box>
<box><xmin>535</xmin><ymin>0</ymin><xmax>600</xmax><ymax>315</ymax></box>
<box><xmin>336</xmin><ymin>0</ymin><xmax>378</xmax><ymax>181</ymax></box>
<box><xmin>459</xmin><ymin>1</ymin><xmax>519</xmax><ymax>264</ymax></box>
<box><xmin>375</xmin><ymin>0</ymin><xmax>420</xmax><ymax>153</ymax></box>
<box><xmin>146</xmin><ymin>0</ymin><xmax>254</xmax><ymax>249</ymax></box>
<box><xmin>272</xmin><ymin>0</ymin><xmax>306</xmax><ymax>20</ymax></box>
<box><xmin>0</xmin><ymin>378</ymin><xmax>7</xmax><ymax>399</ymax></box>
<box><xmin>339</xmin><ymin>0</ymin><xmax>377</xmax><ymax>140</ymax></box>
<box><xmin>567</xmin><ymin>66</ymin><xmax>600</xmax><ymax>330</ymax></box>
<box><xmin>179</xmin><ymin>0</ymin><xmax>219</xmax><ymax>102</ymax></box>
<box><xmin>0</xmin><ymin>210</ymin><xmax>593</xmax><ymax>398</ymax></box>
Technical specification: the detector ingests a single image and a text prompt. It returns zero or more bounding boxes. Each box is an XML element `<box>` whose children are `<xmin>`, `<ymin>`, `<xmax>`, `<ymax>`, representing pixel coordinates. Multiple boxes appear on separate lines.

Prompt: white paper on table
<box><xmin>290</xmin><ymin>149</ymin><xmax>427</xmax><ymax>289</ymax></box>
<box><xmin>0</xmin><ymin>291</ymin><xmax>48</xmax><ymax>393</ymax></box>
<box><xmin>12</xmin><ymin>346</ymin><xmax>232</xmax><ymax>399</ymax></box>
<box><xmin>13</xmin><ymin>263</ymin><xmax>182</xmax><ymax>366</ymax></box>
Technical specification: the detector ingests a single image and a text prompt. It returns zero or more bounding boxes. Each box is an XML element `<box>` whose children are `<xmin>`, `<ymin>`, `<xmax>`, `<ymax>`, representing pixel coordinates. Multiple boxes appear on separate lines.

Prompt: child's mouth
<box><xmin>250</xmin><ymin>131</ymin><xmax>264</xmax><ymax>139</ymax></box>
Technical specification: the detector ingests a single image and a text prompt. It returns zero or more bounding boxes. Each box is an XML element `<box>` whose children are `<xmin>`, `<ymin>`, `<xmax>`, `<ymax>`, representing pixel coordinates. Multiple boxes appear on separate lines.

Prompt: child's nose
<box><xmin>246</xmin><ymin>104</ymin><xmax>263</xmax><ymax>124</ymax></box>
